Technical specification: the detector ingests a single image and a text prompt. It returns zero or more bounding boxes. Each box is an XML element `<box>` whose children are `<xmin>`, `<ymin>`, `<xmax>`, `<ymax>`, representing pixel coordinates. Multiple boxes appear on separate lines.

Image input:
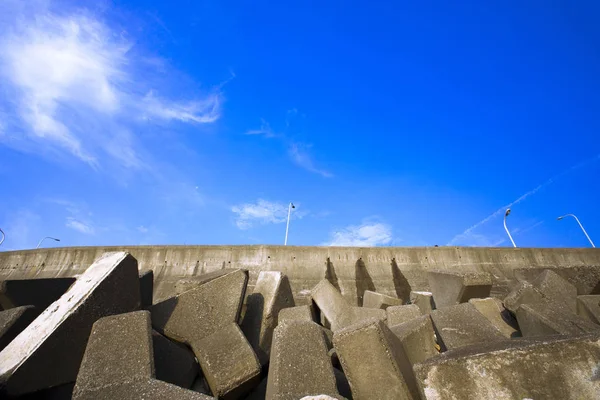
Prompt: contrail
<box><xmin>446</xmin><ymin>153</ymin><xmax>600</xmax><ymax>246</ymax></box>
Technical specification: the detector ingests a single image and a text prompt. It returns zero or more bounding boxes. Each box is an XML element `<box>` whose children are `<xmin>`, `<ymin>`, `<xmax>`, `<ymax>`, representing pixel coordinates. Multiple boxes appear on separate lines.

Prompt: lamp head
<box><xmin>505</xmin><ymin>209</ymin><xmax>511</xmax><ymax>217</ymax></box>
<box><xmin>557</xmin><ymin>216</ymin><xmax>564</xmax><ymax>221</ymax></box>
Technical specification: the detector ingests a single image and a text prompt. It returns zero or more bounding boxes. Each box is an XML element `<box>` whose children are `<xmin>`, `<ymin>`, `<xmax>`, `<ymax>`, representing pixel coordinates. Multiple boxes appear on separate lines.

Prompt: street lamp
<box><xmin>557</xmin><ymin>214</ymin><xmax>595</xmax><ymax>248</ymax></box>
<box><xmin>284</xmin><ymin>202</ymin><xmax>295</xmax><ymax>246</ymax></box>
<box><xmin>0</xmin><ymin>228</ymin><xmax>4</xmax><ymax>246</ymax></box>
<box><xmin>504</xmin><ymin>209</ymin><xmax>516</xmax><ymax>247</ymax></box>
<box><xmin>36</xmin><ymin>237</ymin><xmax>60</xmax><ymax>249</ymax></box>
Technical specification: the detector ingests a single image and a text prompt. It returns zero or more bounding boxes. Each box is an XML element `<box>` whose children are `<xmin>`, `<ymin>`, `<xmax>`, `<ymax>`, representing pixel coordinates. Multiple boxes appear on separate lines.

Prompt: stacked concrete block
<box><xmin>577</xmin><ymin>295</ymin><xmax>600</xmax><ymax>324</ymax></box>
<box><xmin>241</xmin><ymin>271</ymin><xmax>295</xmax><ymax>365</ymax></box>
<box><xmin>0</xmin><ymin>306</ymin><xmax>37</xmax><ymax>352</ymax></box>
<box><xmin>278</xmin><ymin>304</ymin><xmax>316</xmax><ymax>324</ymax></box>
<box><xmin>152</xmin><ymin>330</ymin><xmax>199</xmax><ymax>389</ymax></box>
<box><xmin>311</xmin><ymin>279</ymin><xmax>386</xmax><ymax>332</ymax></box>
<box><xmin>0</xmin><ymin>252</ymin><xmax>141</xmax><ymax>397</ymax></box>
<box><xmin>150</xmin><ymin>269</ymin><xmax>261</xmax><ymax>399</ymax></box>
<box><xmin>389</xmin><ymin>315</ymin><xmax>438</xmax><ymax>365</ymax></box>
<box><xmin>414</xmin><ymin>334</ymin><xmax>600</xmax><ymax>399</ymax></box>
<box><xmin>362</xmin><ymin>290</ymin><xmax>403</xmax><ymax>309</ymax></box>
<box><xmin>468</xmin><ymin>297</ymin><xmax>519</xmax><ymax>338</ymax></box>
<box><xmin>428</xmin><ymin>270</ymin><xmax>492</xmax><ymax>308</ymax></box>
<box><xmin>72</xmin><ymin>311</ymin><xmax>211</xmax><ymax>400</ymax></box>
<box><xmin>430</xmin><ymin>302</ymin><xmax>505</xmax><ymax>351</ymax></box>
<box><xmin>515</xmin><ymin>303</ymin><xmax>600</xmax><ymax>337</ymax></box>
<box><xmin>333</xmin><ymin>318</ymin><xmax>419</xmax><ymax>400</ymax></box>
<box><xmin>504</xmin><ymin>269</ymin><xmax>578</xmax><ymax>313</ymax></box>
<box><xmin>172</xmin><ymin>269</ymin><xmax>240</xmax><ymax>298</ymax></box>
<box><xmin>386</xmin><ymin>304</ymin><xmax>421</xmax><ymax>327</ymax></box>
<box><xmin>409</xmin><ymin>291</ymin><xmax>435</xmax><ymax>315</ymax></box>
<box><xmin>266</xmin><ymin>320</ymin><xmax>340</xmax><ymax>400</ymax></box>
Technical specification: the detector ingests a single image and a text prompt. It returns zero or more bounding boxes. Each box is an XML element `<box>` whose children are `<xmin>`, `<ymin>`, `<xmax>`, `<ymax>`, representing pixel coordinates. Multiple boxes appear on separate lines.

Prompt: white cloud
<box><xmin>324</xmin><ymin>222</ymin><xmax>392</xmax><ymax>247</ymax></box>
<box><xmin>0</xmin><ymin>5</ymin><xmax>222</xmax><ymax>170</ymax></box>
<box><xmin>288</xmin><ymin>143</ymin><xmax>333</xmax><ymax>178</ymax></box>
<box><xmin>245</xmin><ymin>119</ymin><xmax>276</xmax><ymax>138</ymax></box>
<box><xmin>231</xmin><ymin>199</ymin><xmax>297</xmax><ymax>229</ymax></box>
<box><xmin>66</xmin><ymin>217</ymin><xmax>95</xmax><ymax>235</ymax></box>
<box><xmin>137</xmin><ymin>225</ymin><xmax>149</xmax><ymax>233</ymax></box>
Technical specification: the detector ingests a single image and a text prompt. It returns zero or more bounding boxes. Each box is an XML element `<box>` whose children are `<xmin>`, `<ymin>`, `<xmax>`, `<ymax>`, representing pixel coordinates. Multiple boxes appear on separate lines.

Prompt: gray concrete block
<box><xmin>75</xmin><ymin>379</ymin><xmax>213</xmax><ymax>400</ymax></box>
<box><xmin>362</xmin><ymin>290</ymin><xmax>403</xmax><ymax>309</ymax></box>
<box><xmin>516</xmin><ymin>303</ymin><xmax>600</xmax><ymax>337</ymax></box>
<box><xmin>151</xmin><ymin>270</ymin><xmax>259</xmax><ymax>399</ymax></box>
<box><xmin>73</xmin><ymin>310</ymin><xmax>210</xmax><ymax>400</ymax></box>
<box><xmin>468</xmin><ymin>297</ymin><xmax>519</xmax><ymax>338</ymax></box>
<box><xmin>333</xmin><ymin>318</ymin><xmax>418</xmax><ymax>400</ymax></box>
<box><xmin>504</xmin><ymin>269</ymin><xmax>579</xmax><ymax>314</ymax></box>
<box><xmin>0</xmin><ymin>252</ymin><xmax>141</xmax><ymax>396</ymax></box>
<box><xmin>241</xmin><ymin>271</ymin><xmax>295</xmax><ymax>365</ymax></box>
<box><xmin>389</xmin><ymin>315</ymin><xmax>438</xmax><ymax>365</ymax></box>
<box><xmin>386</xmin><ymin>304</ymin><xmax>421</xmax><ymax>327</ymax></box>
<box><xmin>577</xmin><ymin>295</ymin><xmax>600</xmax><ymax>324</ymax></box>
<box><xmin>430</xmin><ymin>303</ymin><xmax>505</xmax><ymax>351</ymax></box>
<box><xmin>266</xmin><ymin>320</ymin><xmax>340</xmax><ymax>400</ymax></box>
<box><xmin>0</xmin><ymin>277</ymin><xmax>76</xmax><ymax>312</ymax></box>
<box><xmin>191</xmin><ymin>376</ymin><xmax>212</xmax><ymax>396</ymax></box>
<box><xmin>172</xmin><ymin>269</ymin><xmax>241</xmax><ymax>297</ymax></box>
<box><xmin>191</xmin><ymin>323</ymin><xmax>261</xmax><ymax>400</ymax></box>
<box><xmin>278</xmin><ymin>305</ymin><xmax>316</xmax><ymax>324</ymax></box>
<box><xmin>413</xmin><ymin>334</ymin><xmax>600</xmax><ymax>399</ymax></box>
<box><xmin>139</xmin><ymin>270</ymin><xmax>154</xmax><ymax>308</ymax></box>
<box><xmin>311</xmin><ymin>279</ymin><xmax>386</xmax><ymax>332</ymax></box>
<box><xmin>532</xmin><ymin>269</ymin><xmax>578</xmax><ymax>312</ymax></box>
<box><xmin>409</xmin><ymin>291</ymin><xmax>435</xmax><ymax>315</ymax></box>
<box><xmin>153</xmin><ymin>330</ymin><xmax>199</xmax><ymax>389</ymax></box>
<box><xmin>0</xmin><ymin>306</ymin><xmax>37</xmax><ymax>352</ymax></box>
<box><xmin>428</xmin><ymin>270</ymin><xmax>492</xmax><ymax>308</ymax></box>
<box><xmin>151</xmin><ymin>269</ymin><xmax>248</xmax><ymax>344</ymax></box>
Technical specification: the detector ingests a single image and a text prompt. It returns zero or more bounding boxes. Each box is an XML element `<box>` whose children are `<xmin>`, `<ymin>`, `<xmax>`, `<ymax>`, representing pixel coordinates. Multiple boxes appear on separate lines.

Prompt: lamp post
<box><xmin>284</xmin><ymin>203</ymin><xmax>295</xmax><ymax>246</ymax></box>
<box><xmin>0</xmin><ymin>228</ymin><xmax>4</xmax><ymax>246</ymax></box>
<box><xmin>504</xmin><ymin>209</ymin><xmax>516</xmax><ymax>247</ymax></box>
<box><xmin>36</xmin><ymin>237</ymin><xmax>60</xmax><ymax>249</ymax></box>
<box><xmin>557</xmin><ymin>214</ymin><xmax>595</xmax><ymax>248</ymax></box>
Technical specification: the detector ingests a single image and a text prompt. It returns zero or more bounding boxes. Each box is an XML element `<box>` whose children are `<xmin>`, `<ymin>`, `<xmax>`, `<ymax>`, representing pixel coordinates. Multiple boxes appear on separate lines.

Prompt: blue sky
<box><xmin>1</xmin><ymin>0</ymin><xmax>600</xmax><ymax>249</ymax></box>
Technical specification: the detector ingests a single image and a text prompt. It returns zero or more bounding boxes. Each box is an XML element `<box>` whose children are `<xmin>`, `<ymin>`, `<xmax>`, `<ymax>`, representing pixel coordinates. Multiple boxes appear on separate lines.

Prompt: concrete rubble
<box><xmin>2</xmin><ymin>250</ymin><xmax>600</xmax><ymax>399</ymax></box>
<box><xmin>333</xmin><ymin>318</ymin><xmax>418</xmax><ymax>400</ymax></box>
<box><xmin>428</xmin><ymin>270</ymin><xmax>492</xmax><ymax>308</ymax></box>
<box><xmin>241</xmin><ymin>271</ymin><xmax>295</xmax><ymax>365</ymax></box>
<box><xmin>577</xmin><ymin>294</ymin><xmax>600</xmax><ymax>324</ymax></box>
<box><xmin>409</xmin><ymin>291</ymin><xmax>435</xmax><ymax>315</ymax></box>
<box><xmin>150</xmin><ymin>269</ymin><xmax>260</xmax><ymax>399</ymax></box>
<box><xmin>311</xmin><ymin>279</ymin><xmax>386</xmax><ymax>332</ymax></box>
<box><xmin>0</xmin><ymin>252</ymin><xmax>140</xmax><ymax>396</ymax></box>
<box><xmin>267</xmin><ymin>320</ymin><xmax>340</xmax><ymax>400</ymax></box>
<box><xmin>362</xmin><ymin>290</ymin><xmax>403</xmax><ymax>309</ymax></box>
<box><xmin>430</xmin><ymin>303</ymin><xmax>506</xmax><ymax>350</ymax></box>
<box><xmin>386</xmin><ymin>304</ymin><xmax>421</xmax><ymax>327</ymax></box>
<box><xmin>72</xmin><ymin>310</ymin><xmax>211</xmax><ymax>400</ymax></box>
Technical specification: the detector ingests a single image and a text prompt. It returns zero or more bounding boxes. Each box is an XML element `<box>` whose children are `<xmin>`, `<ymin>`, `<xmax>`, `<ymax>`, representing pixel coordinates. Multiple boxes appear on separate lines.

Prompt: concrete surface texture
<box><xmin>3</xmin><ymin>245</ymin><xmax>600</xmax><ymax>306</ymax></box>
<box><xmin>1</xmin><ymin>248</ymin><xmax>600</xmax><ymax>398</ymax></box>
<box><xmin>0</xmin><ymin>252</ymin><xmax>141</xmax><ymax>396</ymax></box>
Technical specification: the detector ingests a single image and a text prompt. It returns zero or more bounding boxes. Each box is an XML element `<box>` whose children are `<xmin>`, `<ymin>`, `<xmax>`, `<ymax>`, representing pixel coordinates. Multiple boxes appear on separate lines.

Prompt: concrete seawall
<box><xmin>1</xmin><ymin>246</ymin><xmax>600</xmax><ymax>305</ymax></box>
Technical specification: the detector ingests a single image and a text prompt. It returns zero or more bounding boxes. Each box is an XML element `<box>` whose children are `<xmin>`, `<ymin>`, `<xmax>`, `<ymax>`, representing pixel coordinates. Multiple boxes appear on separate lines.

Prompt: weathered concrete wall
<box><xmin>1</xmin><ymin>246</ymin><xmax>600</xmax><ymax>305</ymax></box>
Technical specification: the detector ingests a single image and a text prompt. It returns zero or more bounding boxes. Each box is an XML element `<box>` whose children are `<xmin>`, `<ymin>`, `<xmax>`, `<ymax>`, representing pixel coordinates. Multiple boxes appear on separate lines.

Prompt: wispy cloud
<box><xmin>324</xmin><ymin>221</ymin><xmax>393</xmax><ymax>247</ymax></box>
<box><xmin>245</xmin><ymin>111</ymin><xmax>332</xmax><ymax>177</ymax></box>
<box><xmin>288</xmin><ymin>142</ymin><xmax>333</xmax><ymax>178</ymax></box>
<box><xmin>447</xmin><ymin>154</ymin><xmax>600</xmax><ymax>246</ymax></box>
<box><xmin>231</xmin><ymin>199</ymin><xmax>303</xmax><ymax>229</ymax></box>
<box><xmin>0</xmin><ymin>3</ymin><xmax>222</xmax><ymax>170</ymax></box>
<box><xmin>245</xmin><ymin>118</ymin><xmax>277</xmax><ymax>138</ymax></box>
<box><xmin>66</xmin><ymin>217</ymin><xmax>95</xmax><ymax>235</ymax></box>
